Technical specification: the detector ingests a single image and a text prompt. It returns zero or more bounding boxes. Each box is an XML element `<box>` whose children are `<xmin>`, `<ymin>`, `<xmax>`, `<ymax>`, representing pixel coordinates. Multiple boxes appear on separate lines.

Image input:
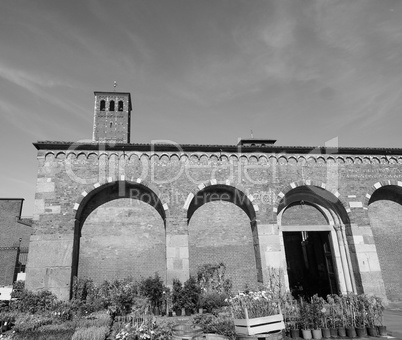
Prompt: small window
<box><xmin>100</xmin><ymin>100</ymin><xmax>106</xmax><ymax>111</ymax></box>
<box><xmin>110</xmin><ymin>122</ymin><xmax>113</xmax><ymax>128</ymax></box>
<box><xmin>109</xmin><ymin>100</ymin><xmax>115</xmax><ymax>111</ymax></box>
<box><xmin>118</xmin><ymin>101</ymin><xmax>124</xmax><ymax>111</ymax></box>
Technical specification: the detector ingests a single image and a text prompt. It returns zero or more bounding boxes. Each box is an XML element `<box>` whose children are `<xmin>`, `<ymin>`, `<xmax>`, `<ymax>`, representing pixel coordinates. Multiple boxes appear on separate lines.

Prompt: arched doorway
<box><xmin>187</xmin><ymin>184</ymin><xmax>262</xmax><ymax>290</ymax></box>
<box><xmin>73</xmin><ymin>181</ymin><xmax>166</xmax><ymax>287</ymax></box>
<box><xmin>277</xmin><ymin>185</ymin><xmax>355</xmax><ymax>299</ymax></box>
<box><xmin>368</xmin><ymin>185</ymin><xmax>402</xmax><ymax>304</ymax></box>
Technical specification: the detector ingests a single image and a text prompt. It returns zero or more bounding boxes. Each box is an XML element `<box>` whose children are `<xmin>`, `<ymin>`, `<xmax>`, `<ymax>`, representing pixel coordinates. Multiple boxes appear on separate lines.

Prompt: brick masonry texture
<box><xmin>78</xmin><ymin>198</ymin><xmax>166</xmax><ymax>284</ymax></box>
<box><xmin>368</xmin><ymin>200</ymin><xmax>402</xmax><ymax>302</ymax></box>
<box><xmin>25</xmin><ymin>147</ymin><xmax>402</xmax><ymax>304</ymax></box>
<box><xmin>0</xmin><ymin>199</ymin><xmax>32</xmax><ymax>285</ymax></box>
<box><xmin>188</xmin><ymin>202</ymin><xmax>258</xmax><ymax>291</ymax></box>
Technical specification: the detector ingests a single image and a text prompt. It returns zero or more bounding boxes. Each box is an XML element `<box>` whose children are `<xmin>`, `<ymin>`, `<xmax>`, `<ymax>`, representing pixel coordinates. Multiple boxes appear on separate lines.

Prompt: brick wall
<box><xmin>368</xmin><ymin>200</ymin><xmax>402</xmax><ymax>302</ymax></box>
<box><xmin>0</xmin><ymin>248</ymin><xmax>18</xmax><ymax>286</ymax></box>
<box><xmin>188</xmin><ymin>201</ymin><xmax>258</xmax><ymax>291</ymax></box>
<box><xmin>0</xmin><ymin>199</ymin><xmax>32</xmax><ymax>285</ymax></box>
<box><xmin>78</xmin><ymin>198</ymin><xmax>166</xmax><ymax>284</ymax></box>
<box><xmin>282</xmin><ymin>204</ymin><xmax>328</xmax><ymax>226</ymax></box>
<box><xmin>26</xmin><ymin>147</ymin><xmax>402</xmax><ymax>302</ymax></box>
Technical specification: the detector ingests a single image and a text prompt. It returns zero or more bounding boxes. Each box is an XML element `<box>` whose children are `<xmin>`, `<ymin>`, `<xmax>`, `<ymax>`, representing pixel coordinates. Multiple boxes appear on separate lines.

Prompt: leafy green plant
<box><xmin>197</xmin><ymin>263</ymin><xmax>232</xmax><ymax>295</ymax></box>
<box><xmin>11</xmin><ymin>280</ymin><xmax>25</xmax><ymax>299</ymax></box>
<box><xmin>172</xmin><ymin>278</ymin><xmax>183</xmax><ymax>311</ymax></box>
<box><xmin>310</xmin><ymin>294</ymin><xmax>325</xmax><ymax>329</ymax></box>
<box><xmin>199</xmin><ymin>291</ymin><xmax>229</xmax><ymax>313</ymax></box>
<box><xmin>139</xmin><ymin>273</ymin><xmax>165</xmax><ymax>310</ymax></box>
<box><xmin>182</xmin><ymin>276</ymin><xmax>201</xmax><ymax>313</ymax></box>
<box><xmin>10</xmin><ymin>289</ymin><xmax>57</xmax><ymax>314</ymax></box>
<box><xmin>13</xmin><ymin>313</ymin><xmax>54</xmax><ymax>332</ymax></box>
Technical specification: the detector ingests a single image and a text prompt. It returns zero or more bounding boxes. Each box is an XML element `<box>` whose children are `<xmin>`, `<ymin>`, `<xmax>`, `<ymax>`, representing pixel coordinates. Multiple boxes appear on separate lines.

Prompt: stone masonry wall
<box><xmin>26</xmin><ymin>147</ymin><xmax>402</xmax><ymax>302</ymax></box>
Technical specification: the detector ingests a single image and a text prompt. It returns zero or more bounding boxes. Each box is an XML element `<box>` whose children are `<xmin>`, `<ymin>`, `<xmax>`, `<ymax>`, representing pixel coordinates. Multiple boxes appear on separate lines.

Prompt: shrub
<box><xmin>72</xmin><ymin>326</ymin><xmax>110</xmax><ymax>340</ymax></box>
<box><xmin>11</xmin><ymin>280</ymin><xmax>25</xmax><ymax>299</ymax></box>
<box><xmin>197</xmin><ymin>263</ymin><xmax>233</xmax><ymax>295</ymax></box>
<box><xmin>182</xmin><ymin>276</ymin><xmax>201</xmax><ymax>312</ymax></box>
<box><xmin>13</xmin><ymin>313</ymin><xmax>54</xmax><ymax>332</ymax></box>
<box><xmin>199</xmin><ymin>291</ymin><xmax>229</xmax><ymax>313</ymax></box>
<box><xmin>139</xmin><ymin>273</ymin><xmax>165</xmax><ymax>310</ymax></box>
<box><xmin>10</xmin><ymin>289</ymin><xmax>57</xmax><ymax>314</ymax></box>
<box><xmin>172</xmin><ymin>278</ymin><xmax>183</xmax><ymax>311</ymax></box>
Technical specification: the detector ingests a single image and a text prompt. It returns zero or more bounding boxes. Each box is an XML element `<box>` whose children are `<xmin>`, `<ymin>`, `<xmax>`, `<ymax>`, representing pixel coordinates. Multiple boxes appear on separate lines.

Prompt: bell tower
<box><xmin>92</xmin><ymin>91</ymin><xmax>132</xmax><ymax>143</ymax></box>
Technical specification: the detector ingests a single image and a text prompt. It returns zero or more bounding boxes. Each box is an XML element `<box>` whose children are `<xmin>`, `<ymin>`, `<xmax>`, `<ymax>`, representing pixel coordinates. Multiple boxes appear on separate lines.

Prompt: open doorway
<box><xmin>283</xmin><ymin>231</ymin><xmax>338</xmax><ymax>299</ymax></box>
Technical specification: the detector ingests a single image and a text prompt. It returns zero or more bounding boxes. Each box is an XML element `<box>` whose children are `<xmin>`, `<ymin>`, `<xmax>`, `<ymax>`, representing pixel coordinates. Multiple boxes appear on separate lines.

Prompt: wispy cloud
<box><xmin>0</xmin><ymin>63</ymin><xmax>89</xmax><ymax>119</ymax></box>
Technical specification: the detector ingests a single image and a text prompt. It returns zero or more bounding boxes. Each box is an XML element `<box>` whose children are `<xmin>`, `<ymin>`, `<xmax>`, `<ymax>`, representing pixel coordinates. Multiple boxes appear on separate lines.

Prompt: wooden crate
<box><xmin>234</xmin><ymin>311</ymin><xmax>285</xmax><ymax>336</ymax></box>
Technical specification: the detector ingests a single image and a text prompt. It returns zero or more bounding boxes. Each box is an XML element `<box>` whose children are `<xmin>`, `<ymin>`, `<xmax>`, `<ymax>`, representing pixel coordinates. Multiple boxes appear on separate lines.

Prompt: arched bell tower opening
<box><xmin>277</xmin><ymin>185</ymin><xmax>357</xmax><ymax>299</ymax></box>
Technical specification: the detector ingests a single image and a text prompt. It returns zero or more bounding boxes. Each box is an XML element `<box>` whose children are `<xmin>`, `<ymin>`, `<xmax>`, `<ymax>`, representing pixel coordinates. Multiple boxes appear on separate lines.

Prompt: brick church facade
<box><xmin>26</xmin><ymin>91</ymin><xmax>402</xmax><ymax>307</ymax></box>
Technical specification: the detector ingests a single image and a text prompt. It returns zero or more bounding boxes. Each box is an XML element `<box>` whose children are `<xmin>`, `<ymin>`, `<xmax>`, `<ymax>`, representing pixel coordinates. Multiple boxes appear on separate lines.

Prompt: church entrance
<box><xmin>283</xmin><ymin>231</ymin><xmax>338</xmax><ymax>299</ymax></box>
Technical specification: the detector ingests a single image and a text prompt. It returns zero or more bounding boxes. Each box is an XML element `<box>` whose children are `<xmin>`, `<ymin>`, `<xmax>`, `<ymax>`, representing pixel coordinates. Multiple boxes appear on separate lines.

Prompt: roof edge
<box><xmin>33</xmin><ymin>141</ymin><xmax>402</xmax><ymax>155</ymax></box>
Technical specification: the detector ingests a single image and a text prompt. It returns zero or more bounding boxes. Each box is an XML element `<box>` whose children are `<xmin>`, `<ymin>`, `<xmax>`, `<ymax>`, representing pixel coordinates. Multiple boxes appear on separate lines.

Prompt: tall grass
<box><xmin>71</xmin><ymin>326</ymin><xmax>110</xmax><ymax>340</ymax></box>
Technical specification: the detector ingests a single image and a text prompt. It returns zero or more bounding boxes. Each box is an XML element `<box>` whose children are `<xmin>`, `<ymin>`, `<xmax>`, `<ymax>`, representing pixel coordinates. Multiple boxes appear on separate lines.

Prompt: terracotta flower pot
<box><xmin>377</xmin><ymin>325</ymin><xmax>387</xmax><ymax>336</ymax></box>
<box><xmin>367</xmin><ymin>326</ymin><xmax>377</xmax><ymax>336</ymax></box>
<box><xmin>346</xmin><ymin>327</ymin><xmax>356</xmax><ymax>338</ymax></box>
<box><xmin>338</xmin><ymin>327</ymin><xmax>346</xmax><ymax>337</ymax></box>
<box><xmin>312</xmin><ymin>329</ymin><xmax>322</xmax><ymax>339</ymax></box>
<box><xmin>322</xmin><ymin>328</ymin><xmax>331</xmax><ymax>338</ymax></box>
<box><xmin>291</xmin><ymin>329</ymin><xmax>300</xmax><ymax>338</ymax></box>
<box><xmin>302</xmin><ymin>329</ymin><xmax>313</xmax><ymax>340</ymax></box>
<box><xmin>355</xmin><ymin>327</ymin><xmax>366</xmax><ymax>337</ymax></box>
<box><xmin>329</xmin><ymin>328</ymin><xmax>338</xmax><ymax>337</ymax></box>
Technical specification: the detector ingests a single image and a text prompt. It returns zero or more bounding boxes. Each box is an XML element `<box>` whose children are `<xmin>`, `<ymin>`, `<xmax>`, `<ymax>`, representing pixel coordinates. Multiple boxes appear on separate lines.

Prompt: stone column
<box><xmin>165</xmin><ymin>215</ymin><xmax>190</xmax><ymax>285</ymax></box>
<box><xmin>334</xmin><ymin>225</ymin><xmax>353</xmax><ymax>292</ymax></box>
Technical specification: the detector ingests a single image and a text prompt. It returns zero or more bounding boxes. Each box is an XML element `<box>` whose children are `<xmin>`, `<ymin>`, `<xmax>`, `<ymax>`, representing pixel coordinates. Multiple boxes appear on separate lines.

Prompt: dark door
<box><xmin>283</xmin><ymin>231</ymin><xmax>338</xmax><ymax>299</ymax></box>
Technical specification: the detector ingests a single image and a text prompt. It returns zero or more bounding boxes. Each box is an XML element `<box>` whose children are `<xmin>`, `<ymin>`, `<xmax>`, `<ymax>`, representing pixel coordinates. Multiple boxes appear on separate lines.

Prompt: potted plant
<box><xmin>182</xmin><ymin>276</ymin><xmax>201</xmax><ymax>315</ymax></box>
<box><xmin>283</xmin><ymin>295</ymin><xmax>300</xmax><ymax>339</ymax></box>
<box><xmin>300</xmin><ymin>299</ymin><xmax>312</xmax><ymax>340</ymax></box>
<box><xmin>321</xmin><ymin>307</ymin><xmax>330</xmax><ymax>339</ymax></box>
<box><xmin>326</xmin><ymin>295</ymin><xmax>338</xmax><ymax>338</ymax></box>
<box><xmin>344</xmin><ymin>294</ymin><xmax>357</xmax><ymax>338</ymax></box>
<box><xmin>355</xmin><ymin>295</ymin><xmax>367</xmax><ymax>337</ymax></box>
<box><xmin>172</xmin><ymin>278</ymin><xmax>184</xmax><ymax>316</ymax></box>
<box><xmin>310</xmin><ymin>295</ymin><xmax>324</xmax><ymax>340</ymax></box>
<box><xmin>372</xmin><ymin>296</ymin><xmax>386</xmax><ymax>336</ymax></box>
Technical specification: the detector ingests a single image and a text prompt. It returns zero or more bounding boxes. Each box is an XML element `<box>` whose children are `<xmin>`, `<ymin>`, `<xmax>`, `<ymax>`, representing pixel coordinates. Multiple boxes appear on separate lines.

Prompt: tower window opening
<box><xmin>100</xmin><ymin>100</ymin><xmax>106</xmax><ymax>111</ymax></box>
<box><xmin>109</xmin><ymin>100</ymin><xmax>115</xmax><ymax>111</ymax></box>
<box><xmin>118</xmin><ymin>101</ymin><xmax>124</xmax><ymax>111</ymax></box>
<box><xmin>110</xmin><ymin>122</ymin><xmax>113</xmax><ymax>128</ymax></box>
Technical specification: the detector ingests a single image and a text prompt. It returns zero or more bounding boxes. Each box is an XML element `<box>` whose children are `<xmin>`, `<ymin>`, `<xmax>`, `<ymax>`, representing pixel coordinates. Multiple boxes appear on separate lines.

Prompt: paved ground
<box><xmin>383</xmin><ymin>309</ymin><xmax>402</xmax><ymax>339</ymax></box>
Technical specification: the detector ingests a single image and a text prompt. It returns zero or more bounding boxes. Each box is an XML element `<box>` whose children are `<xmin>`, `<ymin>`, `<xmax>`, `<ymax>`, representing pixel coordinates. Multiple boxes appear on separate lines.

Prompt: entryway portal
<box><xmin>283</xmin><ymin>231</ymin><xmax>338</xmax><ymax>299</ymax></box>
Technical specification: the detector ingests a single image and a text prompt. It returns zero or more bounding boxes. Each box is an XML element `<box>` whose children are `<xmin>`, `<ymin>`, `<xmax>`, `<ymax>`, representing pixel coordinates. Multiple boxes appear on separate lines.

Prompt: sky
<box><xmin>1</xmin><ymin>0</ymin><xmax>402</xmax><ymax>216</ymax></box>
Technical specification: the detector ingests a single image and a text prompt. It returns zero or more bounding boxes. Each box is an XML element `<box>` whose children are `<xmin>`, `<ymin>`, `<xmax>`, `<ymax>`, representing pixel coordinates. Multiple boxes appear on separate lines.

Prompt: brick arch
<box><xmin>73</xmin><ymin>179</ymin><xmax>169</xmax><ymax>216</ymax></box>
<box><xmin>184</xmin><ymin>181</ymin><xmax>260</xmax><ymax>220</ymax></box>
<box><xmin>183</xmin><ymin>179</ymin><xmax>259</xmax><ymax>221</ymax></box>
<box><xmin>363</xmin><ymin>180</ymin><xmax>402</xmax><ymax>207</ymax></box>
<box><xmin>185</xmin><ymin>182</ymin><xmax>263</xmax><ymax>283</ymax></box>
<box><xmin>275</xmin><ymin>181</ymin><xmax>350</xmax><ymax>220</ymax></box>
<box><xmin>71</xmin><ymin>180</ymin><xmax>169</xmax><ymax>292</ymax></box>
